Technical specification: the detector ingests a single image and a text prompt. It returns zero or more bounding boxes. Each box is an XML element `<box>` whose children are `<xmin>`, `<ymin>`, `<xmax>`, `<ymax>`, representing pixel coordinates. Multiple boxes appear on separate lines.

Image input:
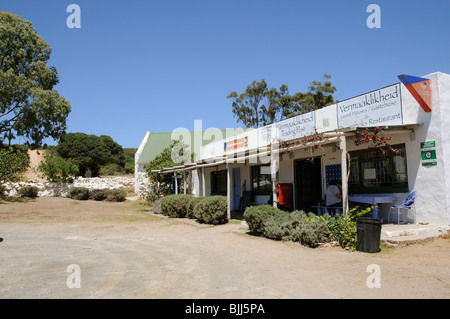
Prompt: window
<box><xmin>211</xmin><ymin>170</ymin><xmax>227</xmax><ymax>195</ymax></box>
<box><xmin>251</xmin><ymin>164</ymin><xmax>272</xmax><ymax>195</ymax></box>
<box><xmin>349</xmin><ymin>144</ymin><xmax>408</xmax><ymax>193</ymax></box>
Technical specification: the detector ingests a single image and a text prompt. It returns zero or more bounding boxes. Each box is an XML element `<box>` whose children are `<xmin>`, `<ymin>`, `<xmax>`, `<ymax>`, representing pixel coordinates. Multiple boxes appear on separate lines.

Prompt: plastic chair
<box><xmin>388</xmin><ymin>189</ymin><xmax>417</xmax><ymax>224</ymax></box>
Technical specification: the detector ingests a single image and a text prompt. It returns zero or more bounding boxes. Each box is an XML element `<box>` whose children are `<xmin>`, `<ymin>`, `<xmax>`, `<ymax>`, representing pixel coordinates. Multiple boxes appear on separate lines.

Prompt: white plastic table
<box><xmin>348</xmin><ymin>194</ymin><xmax>397</xmax><ymax>219</ymax></box>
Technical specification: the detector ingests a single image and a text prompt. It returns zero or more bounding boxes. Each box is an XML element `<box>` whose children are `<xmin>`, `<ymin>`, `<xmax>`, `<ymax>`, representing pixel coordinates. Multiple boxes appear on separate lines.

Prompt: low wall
<box><xmin>3</xmin><ymin>176</ymin><xmax>135</xmax><ymax>198</ymax></box>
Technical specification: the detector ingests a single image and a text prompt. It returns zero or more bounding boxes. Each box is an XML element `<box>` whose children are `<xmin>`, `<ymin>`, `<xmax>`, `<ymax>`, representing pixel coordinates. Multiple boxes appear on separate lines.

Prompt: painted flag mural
<box><xmin>224</xmin><ymin>136</ymin><xmax>248</xmax><ymax>152</ymax></box>
<box><xmin>398</xmin><ymin>74</ymin><xmax>432</xmax><ymax>112</ymax></box>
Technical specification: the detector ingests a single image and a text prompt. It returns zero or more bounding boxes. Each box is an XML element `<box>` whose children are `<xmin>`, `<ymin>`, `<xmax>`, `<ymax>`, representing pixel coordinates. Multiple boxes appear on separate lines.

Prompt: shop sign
<box><xmin>421</xmin><ymin>141</ymin><xmax>437</xmax><ymax>166</ymax></box>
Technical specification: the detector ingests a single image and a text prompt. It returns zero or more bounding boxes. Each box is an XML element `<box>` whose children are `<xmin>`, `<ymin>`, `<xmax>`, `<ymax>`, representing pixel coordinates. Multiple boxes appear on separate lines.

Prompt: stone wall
<box><xmin>3</xmin><ymin>176</ymin><xmax>135</xmax><ymax>198</ymax></box>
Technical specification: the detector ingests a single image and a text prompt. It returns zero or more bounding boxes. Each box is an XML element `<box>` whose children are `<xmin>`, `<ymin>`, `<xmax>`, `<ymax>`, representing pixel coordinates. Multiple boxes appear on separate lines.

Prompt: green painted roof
<box><xmin>137</xmin><ymin>130</ymin><xmax>228</xmax><ymax>164</ymax></box>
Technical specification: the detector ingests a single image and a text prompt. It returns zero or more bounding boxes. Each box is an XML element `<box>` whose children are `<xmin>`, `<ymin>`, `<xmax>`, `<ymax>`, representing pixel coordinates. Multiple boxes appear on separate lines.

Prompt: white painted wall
<box><xmin>189</xmin><ymin>72</ymin><xmax>450</xmax><ymax>224</ymax></box>
<box><xmin>134</xmin><ymin>131</ymin><xmax>150</xmax><ymax>197</ymax></box>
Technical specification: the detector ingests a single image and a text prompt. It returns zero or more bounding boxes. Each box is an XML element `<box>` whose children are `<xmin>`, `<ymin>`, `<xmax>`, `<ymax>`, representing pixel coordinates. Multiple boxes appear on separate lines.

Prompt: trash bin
<box><xmin>356</xmin><ymin>217</ymin><xmax>382</xmax><ymax>253</ymax></box>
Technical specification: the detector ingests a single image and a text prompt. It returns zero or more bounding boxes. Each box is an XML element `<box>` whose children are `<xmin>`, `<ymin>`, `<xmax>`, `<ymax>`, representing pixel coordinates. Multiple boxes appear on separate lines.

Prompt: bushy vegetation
<box><xmin>0</xmin><ymin>145</ymin><xmax>30</xmax><ymax>182</ymax></box>
<box><xmin>186</xmin><ymin>196</ymin><xmax>206</xmax><ymax>219</ymax></box>
<box><xmin>37</xmin><ymin>154</ymin><xmax>79</xmax><ymax>183</ymax></box>
<box><xmin>89</xmin><ymin>189</ymin><xmax>108</xmax><ymax>201</ymax></box>
<box><xmin>244</xmin><ymin>205</ymin><xmax>373</xmax><ymax>250</ymax></box>
<box><xmin>69</xmin><ymin>187</ymin><xmax>90</xmax><ymax>200</ymax></box>
<box><xmin>326</xmin><ymin>206</ymin><xmax>373</xmax><ymax>250</ymax></box>
<box><xmin>155</xmin><ymin>194</ymin><xmax>228</xmax><ymax>225</ymax></box>
<box><xmin>57</xmin><ymin>133</ymin><xmax>126</xmax><ymax>177</ymax></box>
<box><xmin>18</xmin><ymin>185</ymin><xmax>39</xmax><ymax>198</ymax></box>
<box><xmin>193</xmin><ymin>196</ymin><xmax>228</xmax><ymax>225</ymax></box>
<box><xmin>104</xmin><ymin>188</ymin><xmax>127</xmax><ymax>202</ymax></box>
<box><xmin>161</xmin><ymin>194</ymin><xmax>192</xmax><ymax>218</ymax></box>
<box><xmin>151</xmin><ymin>197</ymin><xmax>164</xmax><ymax>214</ymax></box>
<box><xmin>70</xmin><ymin>187</ymin><xmax>127</xmax><ymax>202</ymax></box>
<box><xmin>244</xmin><ymin>205</ymin><xmax>283</xmax><ymax>236</ymax></box>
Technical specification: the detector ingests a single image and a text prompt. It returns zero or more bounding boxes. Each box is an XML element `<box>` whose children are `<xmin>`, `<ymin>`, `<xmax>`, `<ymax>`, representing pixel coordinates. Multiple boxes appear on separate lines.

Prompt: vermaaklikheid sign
<box><xmin>337</xmin><ymin>84</ymin><xmax>402</xmax><ymax>128</ymax></box>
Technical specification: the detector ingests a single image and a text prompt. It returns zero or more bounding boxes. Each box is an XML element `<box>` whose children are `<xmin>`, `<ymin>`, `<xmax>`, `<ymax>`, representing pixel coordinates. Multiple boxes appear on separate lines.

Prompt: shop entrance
<box><xmin>294</xmin><ymin>157</ymin><xmax>322</xmax><ymax>214</ymax></box>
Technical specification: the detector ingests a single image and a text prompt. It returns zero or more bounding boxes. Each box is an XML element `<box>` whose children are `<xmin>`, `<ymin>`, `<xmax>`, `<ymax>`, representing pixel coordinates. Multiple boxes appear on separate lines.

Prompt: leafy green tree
<box><xmin>283</xmin><ymin>74</ymin><xmax>337</xmax><ymax>118</ymax></box>
<box><xmin>0</xmin><ymin>145</ymin><xmax>30</xmax><ymax>182</ymax></box>
<box><xmin>37</xmin><ymin>154</ymin><xmax>79</xmax><ymax>183</ymax></box>
<box><xmin>229</xmin><ymin>75</ymin><xmax>337</xmax><ymax>127</ymax></box>
<box><xmin>56</xmin><ymin>133</ymin><xmax>125</xmax><ymax>177</ymax></box>
<box><xmin>145</xmin><ymin>141</ymin><xmax>191</xmax><ymax>200</ymax></box>
<box><xmin>0</xmin><ymin>11</ymin><xmax>71</xmax><ymax>147</ymax></box>
<box><xmin>228</xmin><ymin>79</ymin><xmax>269</xmax><ymax>128</ymax></box>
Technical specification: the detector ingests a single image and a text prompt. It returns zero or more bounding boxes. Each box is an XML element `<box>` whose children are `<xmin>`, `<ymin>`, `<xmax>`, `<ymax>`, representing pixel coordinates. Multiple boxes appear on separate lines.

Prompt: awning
<box><xmin>151</xmin><ymin>124</ymin><xmax>421</xmax><ymax>173</ymax></box>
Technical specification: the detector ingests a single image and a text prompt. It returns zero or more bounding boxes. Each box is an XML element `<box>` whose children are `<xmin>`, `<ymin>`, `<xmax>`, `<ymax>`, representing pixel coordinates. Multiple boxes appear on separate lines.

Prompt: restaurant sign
<box><xmin>337</xmin><ymin>84</ymin><xmax>402</xmax><ymax>128</ymax></box>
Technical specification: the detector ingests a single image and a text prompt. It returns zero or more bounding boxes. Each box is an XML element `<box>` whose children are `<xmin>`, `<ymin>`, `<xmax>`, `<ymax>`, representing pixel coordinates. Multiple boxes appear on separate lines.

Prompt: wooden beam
<box><xmin>339</xmin><ymin>135</ymin><xmax>349</xmax><ymax>214</ymax></box>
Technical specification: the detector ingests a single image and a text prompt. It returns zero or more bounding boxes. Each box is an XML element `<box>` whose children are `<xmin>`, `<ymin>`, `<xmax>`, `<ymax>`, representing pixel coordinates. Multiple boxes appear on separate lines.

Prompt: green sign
<box><xmin>421</xmin><ymin>141</ymin><xmax>436</xmax><ymax>149</ymax></box>
<box><xmin>421</xmin><ymin>141</ymin><xmax>437</xmax><ymax>166</ymax></box>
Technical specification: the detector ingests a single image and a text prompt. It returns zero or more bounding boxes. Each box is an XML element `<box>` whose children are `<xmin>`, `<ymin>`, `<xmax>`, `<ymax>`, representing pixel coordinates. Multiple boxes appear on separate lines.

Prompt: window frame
<box><xmin>210</xmin><ymin>169</ymin><xmax>227</xmax><ymax>196</ymax></box>
<box><xmin>348</xmin><ymin>143</ymin><xmax>409</xmax><ymax>194</ymax></box>
<box><xmin>251</xmin><ymin>164</ymin><xmax>273</xmax><ymax>195</ymax></box>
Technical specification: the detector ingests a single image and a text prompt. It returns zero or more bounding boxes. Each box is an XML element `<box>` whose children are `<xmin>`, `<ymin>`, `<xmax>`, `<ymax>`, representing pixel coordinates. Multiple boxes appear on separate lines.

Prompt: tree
<box><xmin>228</xmin><ymin>79</ymin><xmax>268</xmax><ymax>128</ymax></box>
<box><xmin>145</xmin><ymin>140</ymin><xmax>191</xmax><ymax>200</ymax></box>
<box><xmin>37</xmin><ymin>154</ymin><xmax>79</xmax><ymax>183</ymax></box>
<box><xmin>284</xmin><ymin>74</ymin><xmax>337</xmax><ymax>118</ymax></box>
<box><xmin>0</xmin><ymin>144</ymin><xmax>30</xmax><ymax>182</ymax></box>
<box><xmin>229</xmin><ymin>75</ymin><xmax>337</xmax><ymax>127</ymax></box>
<box><xmin>0</xmin><ymin>11</ymin><xmax>71</xmax><ymax>147</ymax></box>
<box><xmin>56</xmin><ymin>133</ymin><xmax>125</xmax><ymax>177</ymax></box>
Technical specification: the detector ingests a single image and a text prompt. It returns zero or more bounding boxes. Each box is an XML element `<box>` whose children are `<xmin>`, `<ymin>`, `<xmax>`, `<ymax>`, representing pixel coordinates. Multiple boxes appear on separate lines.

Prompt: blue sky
<box><xmin>2</xmin><ymin>0</ymin><xmax>450</xmax><ymax>148</ymax></box>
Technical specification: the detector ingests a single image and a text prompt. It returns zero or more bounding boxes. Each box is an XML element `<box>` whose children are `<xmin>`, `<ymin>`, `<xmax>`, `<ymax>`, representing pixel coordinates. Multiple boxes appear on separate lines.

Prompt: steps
<box><xmin>381</xmin><ymin>223</ymin><xmax>450</xmax><ymax>247</ymax></box>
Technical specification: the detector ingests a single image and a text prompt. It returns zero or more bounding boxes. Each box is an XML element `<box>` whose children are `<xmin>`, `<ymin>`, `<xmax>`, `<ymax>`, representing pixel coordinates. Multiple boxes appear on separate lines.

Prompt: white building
<box><xmin>145</xmin><ymin>71</ymin><xmax>450</xmax><ymax>225</ymax></box>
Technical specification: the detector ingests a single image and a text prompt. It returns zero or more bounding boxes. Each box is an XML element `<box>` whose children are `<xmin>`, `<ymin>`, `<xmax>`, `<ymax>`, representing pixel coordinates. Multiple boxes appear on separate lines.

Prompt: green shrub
<box><xmin>193</xmin><ymin>195</ymin><xmax>228</xmax><ymax>225</ymax></box>
<box><xmin>327</xmin><ymin>206</ymin><xmax>373</xmax><ymax>250</ymax></box>
<box><xmin>69</xmin><ymin>187</ymin><xmax>89</xmax><ymax>200</ymax></box>
<box><xmin>0</xmin><ymin>146</ymin><xmax>30</xmax><ymax>182</ymax></box>
<box><xmin>288</xmin><ymin>218</ymin><xmax>331</xmax><ymax>248</ymax></box>
<box><xmin>89</xmin><ymin>189</ymin><xmax>108</xmax><ymax>201</ymax></box>
<box><xmin>244</xmin><ymin>205</ymin><xmax>283</xmax><ymax>236</ymax></box>
<box><xmin>262</xmin><ymin>210</ymin><xmax>290</xmax><ymax>240</ymax></box>
<box><xmin>37</xmin><ymin>154</ymin><xmax>78</xmax><ymax>183</ymax></box>
<box><xmin>261</xmin><ymin>210</ymin><xmax>332</xmax><ymax>247</ymax></box>
<box><xmin>18</xmin><ymin>185</ymin><xmax>39</xmax><ymax>198</ymax></box>
<box><xmin>105</xmin><ymin>188</ymin><xmax>127</xmax><ymax>202</ymax></box>
<box><xmin>161</xmin><ymin>194</ymin><xmax>192</xmax><ymax>218</ymax></box>
<box><xmin>99</xmin><ymin>163</ymin><xmax>124</xmax><ymax>176</ymax></box>
<box><xmin>151</xmin><ymin>196</ymin><xmax>164</xmax><ymax>214</ymax></box>
<box><xmin>186</xmin><ymin>196</ymin><xmax>206</xmax><ymax>219</ymax></box>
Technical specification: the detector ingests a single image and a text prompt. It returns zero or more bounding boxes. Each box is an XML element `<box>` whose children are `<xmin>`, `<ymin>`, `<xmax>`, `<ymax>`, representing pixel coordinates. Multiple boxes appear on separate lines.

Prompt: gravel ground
<box><xmin>0</xmin><ymin>197</ymin><xmax>449</xmax><ymax>299</ymax></box>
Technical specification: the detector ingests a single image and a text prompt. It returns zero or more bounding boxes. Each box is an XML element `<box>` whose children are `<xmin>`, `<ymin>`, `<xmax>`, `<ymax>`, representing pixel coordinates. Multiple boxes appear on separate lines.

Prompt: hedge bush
<box><xmin>244</xmin><ymin>205</ymin><xmax>284</xmax><ymax>236</ymax></box>
<box><xmin>246</xmin><ymin>208</ymin><xmax>332</xmax><ymax>248</ymax></box>
<box><xmin>105</xmin><ymin>188</ymin><xmax>127</xmax><ymax>202</ymax></box>
<box><xmin>69</xmin><ymin>187</ymin><xmax>89</xmax><ymax>200</ymax></box>
<box><xmin>161</xmin><ymin>194</ymin><xmax>192</xmax><ymax>218</ymax></box>
<box><xmin>193</xmin><ymin>195</ymin><xmax>228</xmax><ymax>225</ymax></box>
<box><xmin>151</xmin><ymin>197</ymin><xmax>164</xmax><ymax>214</ymax></box>
<box><xmin>186</xmin><ymin>196</ymin><xmax>206</xmax><ymax>219</ymax></box>
<box><xmin>18</xmin><ymin>185</ymin><xmax>39</xmax><ymax>198</ymax></box>
<box><xmin>89</xmin><ymin>189</ymin><xmax>108</xmax><ymax>201</ymax></box>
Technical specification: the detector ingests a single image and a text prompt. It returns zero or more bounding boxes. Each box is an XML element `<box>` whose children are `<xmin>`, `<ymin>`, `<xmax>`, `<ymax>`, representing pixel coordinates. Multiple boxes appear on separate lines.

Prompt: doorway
<box><xmin>294</xmin><ymin>157</ymin><xmax>322</xmax><ymax>213</ymax></box>
<box><xmin>233</xmin><ymin>167</ymin><xmax>241</xmax><ymax>211</ymax></box>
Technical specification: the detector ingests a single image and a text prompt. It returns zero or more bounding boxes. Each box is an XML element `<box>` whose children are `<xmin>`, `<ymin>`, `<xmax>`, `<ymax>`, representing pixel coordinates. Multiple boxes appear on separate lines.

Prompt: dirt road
<box><xmin>0</xmin><ymin>197</ymin><xmax>449</xmax><ymax>299</ymax></box>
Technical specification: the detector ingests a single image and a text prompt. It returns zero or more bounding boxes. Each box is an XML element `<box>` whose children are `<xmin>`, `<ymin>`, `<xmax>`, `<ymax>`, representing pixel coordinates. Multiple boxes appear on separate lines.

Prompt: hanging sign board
<box><xmin>421</xmin><ymin>141</ymin><xmax>437</xmax><ymax>166</ymax></box>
